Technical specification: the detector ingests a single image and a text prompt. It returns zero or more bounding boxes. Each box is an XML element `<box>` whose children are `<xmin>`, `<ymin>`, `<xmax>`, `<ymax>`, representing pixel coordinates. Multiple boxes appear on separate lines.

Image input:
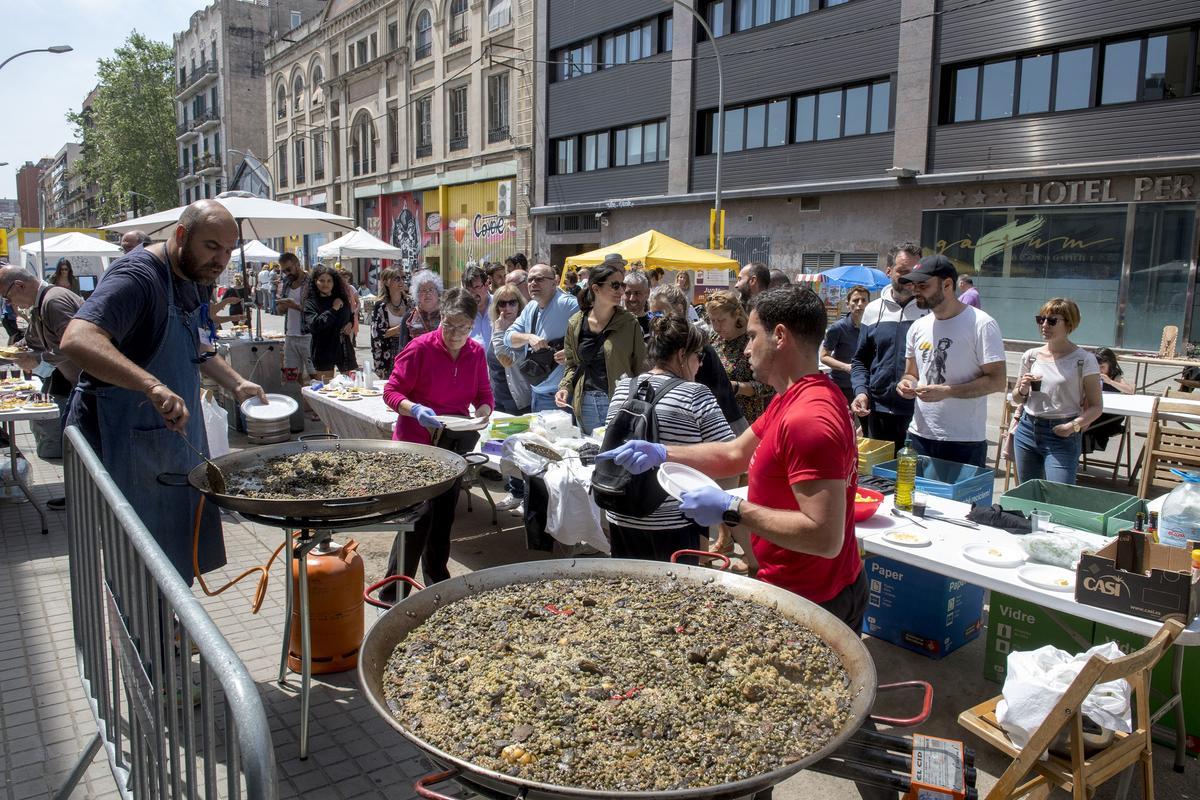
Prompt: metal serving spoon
<box><xmin>176</xmin><ymin>430</ymin><xmax>227</xmax><ymax>494</ymax></box>
<box><xmin>889</xmin><ymin>507</ymin><xmax>927</xmax><ymax>529</ymax></box>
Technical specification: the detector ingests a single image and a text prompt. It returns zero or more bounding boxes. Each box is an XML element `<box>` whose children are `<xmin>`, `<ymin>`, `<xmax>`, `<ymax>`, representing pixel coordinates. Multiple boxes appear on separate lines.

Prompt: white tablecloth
<box><xmin>1100</xmin><ymin>392</ymin><xmax>1200</xmax><ymax>420</ymax></box>
<box><xmin>302</xmin><ymin>387</ymin><xmax>396</xmax><ymax>439</ymax></box>
<box><xmin>728</xmin><ymin>485</ymin><xmax>1199</xmax><ymax>644</ymax></box>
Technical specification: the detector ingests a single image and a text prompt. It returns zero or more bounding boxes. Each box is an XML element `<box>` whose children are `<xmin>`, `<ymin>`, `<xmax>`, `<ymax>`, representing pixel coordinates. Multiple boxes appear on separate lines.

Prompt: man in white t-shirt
<box><xmin>896</xmin><ymin>255</ymin><xmax>1006</xmax><ymax>467</ymax></box>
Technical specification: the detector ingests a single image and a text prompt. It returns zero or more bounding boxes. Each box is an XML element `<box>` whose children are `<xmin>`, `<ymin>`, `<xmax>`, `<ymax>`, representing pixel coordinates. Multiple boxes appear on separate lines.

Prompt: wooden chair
<box><xmin>995</xmin><ymin>381</ymin><xmax>1018</xmax><ymax>490</ymax></box>
<box><xmin>959</xmin><ymin>619</ymin><xmax>1183</xmax><ymax>800</ymax></box>
<box><xmin>1137</xmin><ymin>397</ymin><xmax>1200</xmax><ymax>498</ymax></box>
<box><xmin>1159</xmin><ymin>325</ymin><xmax>1179</xmax><ymax>358</ymax></box>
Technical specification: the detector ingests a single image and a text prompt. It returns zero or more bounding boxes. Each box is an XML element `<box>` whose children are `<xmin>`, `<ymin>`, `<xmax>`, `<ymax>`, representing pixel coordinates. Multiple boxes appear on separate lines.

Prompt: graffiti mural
<box><xmin>379</xmin><ymin>192</ymin><xmax>425</xmax><ymax>271</ymax></box>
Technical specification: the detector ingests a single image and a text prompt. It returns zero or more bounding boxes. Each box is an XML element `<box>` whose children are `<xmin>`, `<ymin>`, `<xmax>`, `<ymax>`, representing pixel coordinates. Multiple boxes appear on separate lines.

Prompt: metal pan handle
<box><xmin>463</xmin><ymin>452</ymin><xmax>490</xmax><ymax>467</ymax></box>
<box><xmin>671</xmin><ymin>548</ymin><xmax>731</xmax><ymax>570</ymax></box>
<box><xmin>156</xmin><ymin>472</ymin><xmax>191</xmax><ymax>488</ymax></box>
<box><xmin>298</xmin><ymin>432</ymin><xmax>339</xmax><ymax>442</ymax></box>
<box><xmin>870</xmin><ymin>680</ymin><xmax>933</xmax><ymax>727</ymax></box>
<box><xmin>364</xmin><ymin>575</ymin><xmax>427</xmax><ymax>609</ymax></box>
<box><xmin>320</xmin><ymin>497</ymin><xmax>378</xmax><ymax>509</ymax></box>
<box><xmin>414</xmin><ymin>769</ymin><xmax>459</xmax><ymax>800</ymax></box>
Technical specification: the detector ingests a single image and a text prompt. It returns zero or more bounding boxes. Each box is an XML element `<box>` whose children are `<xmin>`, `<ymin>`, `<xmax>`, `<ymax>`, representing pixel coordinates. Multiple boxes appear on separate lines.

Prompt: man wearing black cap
<box><xmin>895</xmin><ymin>255</ymin><xmax>1005</xmax><ymax>467</ymax></box>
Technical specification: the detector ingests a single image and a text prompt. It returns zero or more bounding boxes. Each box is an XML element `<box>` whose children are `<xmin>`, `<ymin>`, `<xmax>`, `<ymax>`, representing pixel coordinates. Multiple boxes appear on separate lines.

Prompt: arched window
<box><xmin>311</xmin><ymin>62</ymin><xmax>325</xmax><ymax>106</ymax></box>
<box><xmin>275</xmin><ymin>82</ymin><xmax>287</xmax><ymax>119</ymax></box>
<box><xmin>414</xmin><ymin>10</ymin><xmax>432</xmax><ymax>60</ymax></box>
<box><xmin>292</xmin><ymin>73</ymin><xmax>305</xmax><ymax>112</ymax></box>
<box><xmin>448</xmin><ymin>0</ymin><xmax>468</xmax><ymax>46</ymax></box>
<box><xmin>351</xmin><ymin>112</ymin><xmax>376</xmax><ymax>176</ymax></box>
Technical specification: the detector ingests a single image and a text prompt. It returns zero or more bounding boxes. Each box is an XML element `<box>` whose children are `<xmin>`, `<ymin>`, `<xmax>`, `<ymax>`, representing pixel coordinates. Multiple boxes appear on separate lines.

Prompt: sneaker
<box><xmin>494</xmin><ymin>493</ymin><xmax>523</xmax><ymax>511</ymax></box>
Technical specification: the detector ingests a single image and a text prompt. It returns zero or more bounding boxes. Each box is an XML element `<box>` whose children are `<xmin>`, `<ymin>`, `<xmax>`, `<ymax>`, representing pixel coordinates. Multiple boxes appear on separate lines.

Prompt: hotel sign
<box><xmin>933</xmin><ymin>174</ymin><xmax>1196</xmax><ymax>207</ymax></box>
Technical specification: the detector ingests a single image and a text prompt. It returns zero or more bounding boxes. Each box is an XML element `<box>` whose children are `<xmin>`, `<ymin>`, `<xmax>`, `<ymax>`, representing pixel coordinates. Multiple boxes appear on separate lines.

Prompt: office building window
<box><xmin>555</xmin><ymin>138</ymin><xmax>576</xmax><ymax>175</ymax></box>
<box><xmin>701</xmin><ymin>0</ymin><xmax>852</xmax><ymax>39</ymax></box>
<box><xmin>313</xmin><ymin>130</ymin><xmax>325</xmax><ymax>179</ymax></box>
<box><xmin>449</xmin><ymin>0</ymin><xmax>468</xmax><ymax>46</ymax></box>
<box><xmin>699</xmin><ymin>78</ymin><xmax>892</xmax><ymax>154</ymax></box>
<box><xmin>415</xmin><ymin>96</ymin><xmax>432</xmax><ymax>157</ymax></box>
<box><xmin>415</xmin><ymin>11</ymin><xmax>432</xmax><ymax>60</ymax></box>
<box><xmin>487</xmin><ymin>73</ymin><xmax>509</xmax><ymax>142</ymax></box>
<box><xmin>557</xmin><ymin>42</ymin><xmax>595</xmax><ymax>81</ymax></box>
<box><xmin>943</xmin><ymin>26</ymin><xmax>1200</xmax><ymax>124</ymax></box>
<box><xmin>294</xmin><ymin>138</ymin><xmax>305</xmax><ymax>184</ymax></box>
<box><xmin>602</xmin><ymin>21</ymin><xmax>654</xmax><ymax>68</ymax></box>
<box><xmin>582</xmin><ymin>132</ymin><xmax>609</xmax><ymax>171</ymax></box>
<box><xmin>661</xmin><ymin>14</ymin><xmax>673</xmax><ymax>52</ymax></box>
<box><xmin>449</xmin><ymin>86</ymin><xmax>469</xmax><ymax>150</ymax></box>
<box><xmin>488</xmin><ymin>0</ymin><xmax>512</xmax><ymax>31</ymax></box>
<box><xmin>387</xmin><ymin>106</ymin><xmax>399</xmax><ymax>164</ymax></box>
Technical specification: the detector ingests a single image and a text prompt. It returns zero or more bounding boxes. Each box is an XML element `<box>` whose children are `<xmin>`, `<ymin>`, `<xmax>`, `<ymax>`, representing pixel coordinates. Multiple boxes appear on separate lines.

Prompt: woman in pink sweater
<box><xmin>381</xmin><ymin>287</ymin><xmax>493</xmax><ymax>599</ymax></box>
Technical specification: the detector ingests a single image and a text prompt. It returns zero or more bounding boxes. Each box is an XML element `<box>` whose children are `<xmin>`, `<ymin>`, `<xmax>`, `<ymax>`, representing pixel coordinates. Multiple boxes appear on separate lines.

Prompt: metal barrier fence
<box><xmin>59</xmin><ymin>426</ymin><xmax>277</xmax><ymax>800</ymax></box>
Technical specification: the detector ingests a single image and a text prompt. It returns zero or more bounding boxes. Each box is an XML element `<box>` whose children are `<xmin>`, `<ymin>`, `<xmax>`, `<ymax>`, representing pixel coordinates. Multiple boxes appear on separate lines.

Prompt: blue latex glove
<box><xmin>679</xmin><ymin>485</ymin><xmax>737</xmax><ymax>527</ymax></box>
<box><xmin>409</xmin><ymin>403</ymin><xmax>443</xmax><ymax>430</ymax></box>
<box><xmin>596</xmin><ymin>440</ymin><xmax>666</xmax><ymax>474</ymax></box>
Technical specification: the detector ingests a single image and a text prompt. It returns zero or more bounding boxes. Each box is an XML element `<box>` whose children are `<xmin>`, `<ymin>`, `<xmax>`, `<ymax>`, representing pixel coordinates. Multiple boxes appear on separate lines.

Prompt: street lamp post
<box><xmin>0</xmin><ymin>45</ymin><xmax>72</xmax><ymax>73</ymax></box>
<box><xmin>667</xmin><ymin>1</ymin><xmax>724</xmax><ymax>249</ymax></box>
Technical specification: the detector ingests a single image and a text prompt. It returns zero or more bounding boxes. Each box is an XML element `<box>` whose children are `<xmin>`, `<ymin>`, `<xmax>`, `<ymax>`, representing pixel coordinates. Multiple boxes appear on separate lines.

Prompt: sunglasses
<box><xmin>600</xmin><ymin>280</ymin><xmax>624</xmax><ymax>291</ymax></box>
<box><xmin>497</xmin><ymin>299</ymin><xmax>519</xmax><ymax>308</ymax></box>
<box><xmin>1034</xmin><ymin>315</ymin><xmax>1061</xmax><ymax>326</ymax></box>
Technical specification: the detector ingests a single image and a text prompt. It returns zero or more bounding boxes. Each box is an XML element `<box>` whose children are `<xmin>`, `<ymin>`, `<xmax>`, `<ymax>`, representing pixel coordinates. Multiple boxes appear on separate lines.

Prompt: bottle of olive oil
<box><xmin>895</xmin><ymin>439</ymin><xmax>918</xmax><ymax>512</ymax></box>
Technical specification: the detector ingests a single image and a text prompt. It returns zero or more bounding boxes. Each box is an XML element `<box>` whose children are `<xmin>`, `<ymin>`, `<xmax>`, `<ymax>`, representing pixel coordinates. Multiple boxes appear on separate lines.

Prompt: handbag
<box><xmin>336</xmin><ymin>332</ymin><xmax>359</xmax><ymax>373</ymax></box>
<box><xmin>516</xmin><ymin>305</ymin><xmax>563</xmax><ymax>384</ymax></box>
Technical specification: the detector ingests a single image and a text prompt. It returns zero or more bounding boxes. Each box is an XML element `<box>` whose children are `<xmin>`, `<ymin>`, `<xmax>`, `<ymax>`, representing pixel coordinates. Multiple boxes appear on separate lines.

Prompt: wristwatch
<box><xmin>1071</xmin><ymin>420</ymin><xmax>1081</xmax><ymax>433</ymax></box>
<box><xmin>723</xmin><ymin>497</ymin><xmax>742</xmax><ymax>527</ymax></box>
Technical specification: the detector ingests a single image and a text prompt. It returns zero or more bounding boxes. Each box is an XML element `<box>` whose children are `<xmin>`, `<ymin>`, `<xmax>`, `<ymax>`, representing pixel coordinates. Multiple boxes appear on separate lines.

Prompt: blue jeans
<box><xmin>578</xmin><ymin>389</ymin><xmax>610</xmax><ymax>436</ymax></box>
<box><xmin>530</xmin><ymin>389</ymin><xmax>558</xmax><ymax>413</ymax></box>
<box><xmin>1013</xmin><ymin>413</ymin><xmax>1082</xmax><ymax>485</ymax></box>
<box><xmin>910</xmin><ymin>433</ymin><xmax>989</xmax><ymax>468</ymax></box>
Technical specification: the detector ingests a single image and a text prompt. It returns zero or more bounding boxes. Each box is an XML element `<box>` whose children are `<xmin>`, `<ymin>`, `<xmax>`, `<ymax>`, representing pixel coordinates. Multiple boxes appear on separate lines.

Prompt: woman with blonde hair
<box><xmin>1011</xmin><ymin>298</ymin><xmax>1103</xmax><ymax>484</ymax></box>
<box><xmin>489</xmin><ymin>283</ymin><xmax>531</xmax><ymax>414</ymax></box>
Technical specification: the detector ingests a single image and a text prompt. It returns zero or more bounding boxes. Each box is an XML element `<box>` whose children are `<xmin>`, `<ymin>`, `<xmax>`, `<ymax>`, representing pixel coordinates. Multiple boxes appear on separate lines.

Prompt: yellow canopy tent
<box><xmin>562</xmin><ymin>230</ymin><xmax>739</xmax><ymax>273</ymax></box>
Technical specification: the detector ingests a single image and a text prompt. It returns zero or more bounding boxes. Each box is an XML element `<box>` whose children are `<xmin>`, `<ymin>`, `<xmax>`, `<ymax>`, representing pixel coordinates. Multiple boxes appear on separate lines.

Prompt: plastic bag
<box><xmin>543</xmin><ymin>460</ymin><xmax>609</xmax><ymax>554</ymax></box>
<box><xmin>995</xmin><ymin>642</ymin><xmax>1132</xmax><ymax>751</ymax></box>
<box><xmin>202</xmin><ymin>390</ymin><xmax>231</xmax><ymax>458</ymax></box>
<box><xmin>1020</xmin><ymin>530</ymin><xmax>1108</xmax><ymax>569</ymax></box>
<box><xmin>500</xmin><ymin>432</ymin><xmax>558</xmax><ymax>479</ymax></box>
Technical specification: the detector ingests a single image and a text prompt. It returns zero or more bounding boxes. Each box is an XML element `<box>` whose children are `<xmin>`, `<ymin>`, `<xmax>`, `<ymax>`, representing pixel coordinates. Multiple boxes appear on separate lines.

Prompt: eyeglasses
<box><xmin>497</xmin><ymin>299</ymin><xmax>519</xmax><ymax>308</ymax></box>
<box><xmin>441</xmin><ymin>321</ymin><xmax>473</xmax><ymax>336</ymax></box>
<box><xmin>1034</xmin><ymin>315</ymin><xmax>1061</xmax><ymax>326</ymax></box>
<box><xmin>689</xmin><ymin>350</ymin><xmax>705</xmax><ymax>364</ymax></box>
<box><xmin>1</xmin><ymin>280</ymin><xmax>19</xmax><ymax>302</ymax></box>
<box><xmin>527</xmin><ymin>275</ymin><xmax>553</xmax><ymax>284</ymax></box>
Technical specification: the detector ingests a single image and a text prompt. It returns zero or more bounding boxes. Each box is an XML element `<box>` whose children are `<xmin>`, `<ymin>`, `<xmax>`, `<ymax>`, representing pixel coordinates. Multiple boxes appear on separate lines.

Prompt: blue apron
<box><xmin>84</xmin><ymin>253</ymin><xmax>226</xmax><ymax>583</ymax></box>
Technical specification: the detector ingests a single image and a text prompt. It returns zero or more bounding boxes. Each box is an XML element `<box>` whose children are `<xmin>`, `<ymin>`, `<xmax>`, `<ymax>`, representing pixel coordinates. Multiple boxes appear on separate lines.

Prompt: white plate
<box><xmin>882</xmin><ymin>531</ymin><xmax>932</xmax><ymax>547</ymax></box>
<box><xmin>962</xmin><ymin>543</ymin><xmax>1026</xmax><ymax>568</ymax></box>
<box><xmin>656</xmin><ymin>462</ymin><xmax>720</xmax><ymax>501</ymax></box>
<box><xmin>241</xmin><ymin>393</ymin><xmax>298</xmax><ymax>421</ymax></box>
<box><xmin>1018</xmin><ymin>564</ymin><xmax>1075</xmax><ymax>592</ymax></box>
<box><xmin>436</xmin><ymin>414</ymin><xmax>489</xmax><ymax>432</ymax></box>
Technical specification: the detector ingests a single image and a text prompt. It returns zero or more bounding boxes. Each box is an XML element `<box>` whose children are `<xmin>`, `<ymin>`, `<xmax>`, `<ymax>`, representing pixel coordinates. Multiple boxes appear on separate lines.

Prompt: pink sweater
<box><xmin>383</xmin><ymin>328</ymin><xmax>494</xmax><ymax>443</ymax></box>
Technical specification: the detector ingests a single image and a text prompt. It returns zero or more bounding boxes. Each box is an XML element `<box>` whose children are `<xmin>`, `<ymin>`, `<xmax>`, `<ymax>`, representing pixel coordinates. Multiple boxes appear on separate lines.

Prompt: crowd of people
<box><xmin>0</xmin><ymin>211</ymin><xmax>1150</xmax><ymax>617</ymax></box>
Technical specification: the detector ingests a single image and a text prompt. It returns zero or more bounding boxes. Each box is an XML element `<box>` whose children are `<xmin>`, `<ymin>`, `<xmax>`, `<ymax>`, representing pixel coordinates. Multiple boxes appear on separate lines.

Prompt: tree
<box><xmin>68</xmin><ymin>32</ymin><xmax>176</xmax><ymax>224</ymax></box>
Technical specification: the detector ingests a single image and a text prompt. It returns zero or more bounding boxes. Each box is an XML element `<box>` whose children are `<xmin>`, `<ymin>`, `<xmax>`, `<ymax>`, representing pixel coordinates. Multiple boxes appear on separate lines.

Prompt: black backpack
<box><xmin>592</xmin><ymin>376</ymin><xmax>683</xmax><ymax>516</ymax></box>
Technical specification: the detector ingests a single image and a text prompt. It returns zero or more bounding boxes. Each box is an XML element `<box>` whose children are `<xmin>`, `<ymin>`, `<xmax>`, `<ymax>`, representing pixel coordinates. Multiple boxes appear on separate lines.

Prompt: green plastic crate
<box><xmin>999</xmin><ymin>480</ymin><xmax>1141</xmax><ymax>535</ymax></box>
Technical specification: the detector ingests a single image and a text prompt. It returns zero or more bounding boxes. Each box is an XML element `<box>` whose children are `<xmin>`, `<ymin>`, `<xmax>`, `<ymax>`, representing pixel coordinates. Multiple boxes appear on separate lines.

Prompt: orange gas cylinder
<box><xmin>288</xmin><ymin>538</ymin><xmax>365</xmax><ymax>674</ymax></box>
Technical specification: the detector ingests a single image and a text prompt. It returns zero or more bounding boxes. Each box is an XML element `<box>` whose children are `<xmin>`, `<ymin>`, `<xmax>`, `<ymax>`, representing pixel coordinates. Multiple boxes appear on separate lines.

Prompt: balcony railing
<box><xmin>414</xmin><ymin>143</ymin><xmax>432</xmax><ymax>159</ymax></box>
<box><xmin>196</xmin><ymin>154</ymin><xmax>222</xmax><ymax>173</ymax></box>
<box><xmin>177</xmin><ymin>120</ymin><xmax>195</xmax><ymax>137</ymax></box>
<box><xmin>414</xmin><ymin>42</ymin><xmax>432</xmax><ymax>60</ymax></box>
<box><xmin>487</xmin><ymin>125</ymin><xmax>510</xmax><ymax>144</ymax></box>
<box><xmin>177</xmin><ymin>60</ymin><xmax>218</xmax><ymax>94</ymax></box>
<box><xmin>448</xmin><ymin>134</ymin><xmax>468</xmax><ymax>152</ymax></box>
<box><xmin>193</xmin><ymin>109</ymin><xmax>220</xmax><ymax>129</ymax></box>
<box><xmin>177</xmin><ymin>164</ymin><xmax>193</xmax><ymax>178</ymax></box>
<box><xmin>449</xmin><ymin>22</ymin><xmax>467</xmax><ymax>46</ymax></box>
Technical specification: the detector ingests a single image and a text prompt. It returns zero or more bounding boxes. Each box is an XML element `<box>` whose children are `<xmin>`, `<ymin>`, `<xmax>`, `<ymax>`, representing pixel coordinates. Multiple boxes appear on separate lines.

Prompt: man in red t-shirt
<box><xmin>600</xmin><ymin>286</ymin><xmax>866</xmax><ymax>630</ymax></box>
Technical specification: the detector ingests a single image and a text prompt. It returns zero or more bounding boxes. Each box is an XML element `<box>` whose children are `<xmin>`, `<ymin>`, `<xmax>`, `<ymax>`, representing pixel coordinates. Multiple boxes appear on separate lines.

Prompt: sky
<box><xmin>0</xmin><ymin>0</ymin><xmax>203</xmax><ymax>199</ymax></box>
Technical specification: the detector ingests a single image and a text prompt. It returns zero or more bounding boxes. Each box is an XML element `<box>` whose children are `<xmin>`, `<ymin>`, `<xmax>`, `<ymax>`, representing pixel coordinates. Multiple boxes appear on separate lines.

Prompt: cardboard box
<box><xmin>983</xmin><ymin>592</ymin><xmax>1095</xmax><ymax>683</ymax></box>
<box><xmin>872</xmin><ymin>457</ymin><xmax>995</xmax><ymax>506</ymax></box>
<box><xmin>1093</xmin><ymin>623</ymin><xmax>1200</xmax><ymax>756</ymax></box>
<box><xmin>862</xmin><ymin>556</ymin><xmax>985</xmax><ymax>659</ymax></box>
<box><xmin>1075</xmin><ymin>538</ymin><xmax>1200</xmax><ymax>622</ymax></box>
<box><xmin>999</xmin><ymin>480</ymin><xmax>1140</xmax><ymax>535</ymax></box>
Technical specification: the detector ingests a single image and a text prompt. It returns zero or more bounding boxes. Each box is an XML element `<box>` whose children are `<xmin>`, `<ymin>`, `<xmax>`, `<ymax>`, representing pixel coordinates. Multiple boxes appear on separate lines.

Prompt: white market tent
<box><xmin>316</xmin><ymin>227</ymin><xmax>405</xmax><ymax>260</ymax></box>
<box><xmin>20</xmin><ymin>231</ymin><xmax>125</xmax><ymax>276</ymax></box>
<box><xmin>102</xmin><ymin>193</ymin><xmax>355</xmax><ymax>240</ymax></box>
<box><xmin>228</xmin><ymin>239</ymin><xmax>281</xmax><ymax>263</ymax></box>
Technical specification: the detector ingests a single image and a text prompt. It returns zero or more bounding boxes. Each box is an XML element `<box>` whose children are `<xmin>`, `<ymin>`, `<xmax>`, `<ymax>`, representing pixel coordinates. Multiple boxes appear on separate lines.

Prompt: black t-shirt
<box><xmin>577</xmin><ymin>317</ymin><xmax>609</xmax><ymax>393</ymax></box>
<box><xmin>74</xmin><ymin>247</ymin><xmax>204</xmax><ymax>390</ymax></box>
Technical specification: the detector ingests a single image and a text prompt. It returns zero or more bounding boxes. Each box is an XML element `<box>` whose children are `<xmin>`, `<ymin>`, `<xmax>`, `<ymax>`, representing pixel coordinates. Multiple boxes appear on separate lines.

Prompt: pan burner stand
<box><xmin>240</xmin><ymin>504</ymin><xmax>425</xmax><ymax>759</ymax></box>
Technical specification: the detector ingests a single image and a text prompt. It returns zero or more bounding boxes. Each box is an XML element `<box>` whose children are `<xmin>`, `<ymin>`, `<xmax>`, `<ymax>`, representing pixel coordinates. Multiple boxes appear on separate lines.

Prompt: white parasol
<box><xmin>228</xmin><ymin>239</ymin><xmax>281</xmax><ymax>263</ymax></box>
<box><xmin>20</xmin><ymin>231</ymin><xmax>124</xmax><ymax>259</ymax></box>
<box><xmin>316</xmin><ymin>227</ymin><xmax>405</xmax><ymax>260</ymax></box>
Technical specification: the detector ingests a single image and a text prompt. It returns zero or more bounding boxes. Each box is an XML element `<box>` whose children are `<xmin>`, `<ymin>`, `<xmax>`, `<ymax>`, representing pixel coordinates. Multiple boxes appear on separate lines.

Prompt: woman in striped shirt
<box><xmin>604</xmin><ymin>314</ymin><xmax>735</xmax><ymax>563</ymax></box>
